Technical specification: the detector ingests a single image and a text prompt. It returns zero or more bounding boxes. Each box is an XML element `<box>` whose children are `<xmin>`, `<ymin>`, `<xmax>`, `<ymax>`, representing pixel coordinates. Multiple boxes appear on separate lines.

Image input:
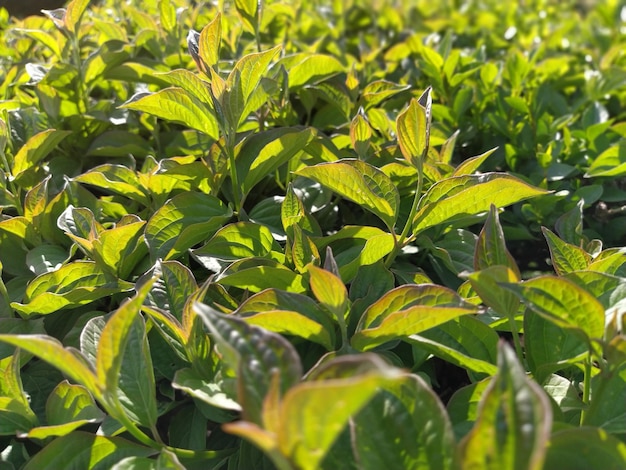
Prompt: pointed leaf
<box><xmin>277</xmin><ymin>354</ymin><xmax>403</xmax><ymax>470</ymax></box>
<box><xmin>237</xmin><ymin>128</ymin><xmax>314</xmax><ymax>199</ymax></box>
<box><xmin>460</xmin><ymin>342</ymin><xmax>552</xmax><ymax>470</ymax></box>
<box><xmin>96</xmin><ymin>279</ymin><xmax>156</xmax><ymax>427</ymax></box>
<box><xmin>544</xmin><ymin>427</ymin><xmax>626</xmax><ymax>470</ymax></box>
<box><xmin>0</xmin><ymin>335</ymin><xmax>100</xmax><ymax>400</ymax></box>
<box><xmin>12</xmin><ymin>261</ymin><xmax>133</xmax><ymax>317</ymax></box>
<box><xmin>408</xmin><ymin>316</ymin><xmax>499</xmax><ymax>377</ymax></box>
<box><xmin>198</xmin><ymin>14</ymin><xmax>222</xmax><ymax>71</ymax></box>
<box><xmin>474</xmin><ymin>204</ymin><xmax>520</xmax><ymax>276</ymax></box>
<box><xmin>217</xmin><ymin>258</ymin><xmax>307</xmax><ymax>293</ymax></box>
<box><xmin>353</xmin><ymin>374</ymin><xmax>458</xmax><ymax>470</ymax></box>
<box><xmin>143</xmin><ymin>260</ymin><xmax>197</xmax><ymax>322</ymax></box>
<box><xmin>414</xmin><ymin>173</ymin><xmax>549</xmax><ymax>233</ymax></box>
<box><xmin>12</xmin><ymin>130</ymin><xmax>71</xmax><ymax>186</ymax></box>
<box><xmin>297</xmin><ymin>159</ymin><xmax>399</xmax><ymax>229</ymax></box>
<box><xmin>22</xmin><ymin>432</ymin><xmax>154</xmax><ymax>470</ymax></box>
<box><xmin>277</xmin><ymin>53</ymin><xmax>345</xmax><ymax>89</ymax></box>
<box><xmin>236</xmin><ymin>289</ymin><xmax>335</xmax><ymax>350</ymax></box>
<box><xmin>74</xmin><ymin>164</ymin><xmax>150</xmax><ymax>206</ymax></box>
<box><xmin>308</xmin><ymin>265</ymin><xmax>349</xmax><ymax>320</ymax></box>
<box><xmin>195</xmin><ymin>303</ymin><xmax>302</xmax><ymax>425</ymax></box>
<box><xmin>145</xmin><ymin>192</ymin><xmax>232</xmax><ymax>261</ymax></box>
<box><xmin>542</xmin><ymin>227</ymin><xmax>590</xmax><ymax>275</ymax></box>
<box><xmin>353</xmin><ymin>284</ymin><xmax>478</xmax><ymax>351</ymax></box>
<box><xmin>501</xmin><ymin>275</ymin><xmax>605</xmax><ymax>344</ymax></box>
<box><xmin>452</xmin><ymin>148</ymin><xmax>497</xmax><ymax>176</ymax></box>
<box><xmin>120</xmin><ymin>87</ymin><xmax>219</xmax><ymax>140</ymax></box>
<box><xmin>396</xmin><ymin>88</ymin><xmax>431</xmax><ymax>167</ymax></box>
<box><xmin>193</xmin><ymin>222</ymin><xmax>280</xmax><ymax>266</ymax></box>
<box><xmin>63</xmin><ymin>0</ymin><xmax>90</xmax><ymax>33</ymax></box>
<box><xmin>466</xmin><ymin>266</ymin><xmax>521</xmax><ymax>317</ymax></box>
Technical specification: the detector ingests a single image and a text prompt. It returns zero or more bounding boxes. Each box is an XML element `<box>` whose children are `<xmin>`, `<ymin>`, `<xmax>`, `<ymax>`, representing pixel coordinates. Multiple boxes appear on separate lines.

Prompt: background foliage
<box><xmin>0</xmin><ymin>0</ymin><xmax>625</xmax><ymax>468</ymax></box>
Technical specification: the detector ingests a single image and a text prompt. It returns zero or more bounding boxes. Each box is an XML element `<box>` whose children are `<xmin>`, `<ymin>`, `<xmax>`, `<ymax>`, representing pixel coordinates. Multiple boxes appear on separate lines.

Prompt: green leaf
<box><xmin>501</xmin><ymin>275</ymin><xmax>605</xmax><ymax>345</ymax></box>
<box><xmin>543</xmin><ymin>427</ymin><xmax>626</xmax><ymax>470</ymax></box>
<box><xmin>0</xmin><ymin>335</ymin><xmax>100</xmax><ymax>401</ymax></box>
<box><xmin>143</xmin><ymin>260</ymin><xmax>197</xmax><ymax>322</ymax></box>
<box><xmin>235</xmin><ymin>0</ymin><xmax>260</xmax><ymax>33</ymax></box>
<box><xmin>159</xmin><ymin>0</ymin><xmax>176</xmax><ymax>33</ymax></box>
<box><xmin>222</xmin><ymin>46</ymin><xmax>281</xmax><ymax>126</ymax></box>
<box><xmin>92</xmin><ymin>219</ymin><xmax>147</xmax><ymax>279</ymax></box>
<box><xmin>459</xmin><ymin>342</ymin><xmax>552</xmax><ymax>470</ymax></box>
<box><xmin>22</xmin><ymin>431</ymin><xmax>154</xmax><ymax>470</ymax></box>
<box><xmin>281</xmin><ymin>182</ymin><xmax>319</xmax><ymax>236</ymax></box>
<box><xmin>524</xmin><ymin>310</ymin><xmax>587</xmax><ymax>384</ymax></box>
<box><xmin>350</xmin><ymin>113</ymin><xmax>372</xmax><ymax>158</ymax></box>
<box><xmin>172</xmin><ymin>367</ymin><xmax>242</xmax><ymax>413</ymax></box>
<box><xmin>192</xmin><ymin>222</ymin><xmax>281</xmax><ymax>267</ymax></box>
<box><xmin>408</xmin><ymin>316</ymin><xmax>499</xmax><ymax>377</ymax></box>
<box><xmin>12</xmin><ymin>261</ymin><xmax>134</xmax><ymax>317</ymax></box>
<box><xmin>112</xmin><ymin>449</ymin><xmax>185</xmax><ymax>469</ymax></box>
<box><xmin>217</xmin><ymin>258</ymin><xmax>307</xmax><ymax>294</ymax></box>
<box><xmin>236</xmin><ymin>289</ymin><xmax>336</xmax><ymax>350</ymax></box>
<box><xmin>542</xmin><ymin>227</ymin><xmax>591</xmax><ymax>275</ymax></box>
<box><xmin>0</xmin><ymin>352</ymin><xmax>38</xmax><ymax>435</ymax></box>
<box><xmin>237</xmin><ymin>128</ymin><xmax>314</xmax><ymax>200</ymax></box>
<box><xmin>555</xmin><ymin>199</ymin><xmax>585</xmax><ymax>246</ymax></box>
<box><xmin>585</xmin><ymin>141</ymin><xmax>626</xmax><ymax>178</ymax></box>
<box><xmin>352</xmin><ymin>374</ymin><xmax>458</xmax><ymax>470</ymax></box>
<box><xmin>447</xmin><ymin>379</ymin><xmax>491</xmax><ymax>440</ymax></box>
<box><xmin>352</xmin><ymin>284</ymin><xmax>478</xmax><ymax>351</ymax></box>
<box><xmin>466</xmin><ymin>266</ymin><xmax>520</xmax><ymax>317</ymax></box>
<box><xmin>155</xmin><ymin>69</ymin><xmax>214</xmax><ymax>108</ymax></box>
<box><xmin>12</xmin><ymin>129</ymin><xmax>71</xmax><ymax>187</ymax></box>
<box><xmin>474</xmin><ymin>204</ymin><xmax>520</xmax><ymax>276</ymax></box>
<box><xmin>120</xmin><ymin>87</ymin><xmax>220</xmax><ymax>140</ymax></box>
<box><xmin>46</xmin><ymin>381</ymin><xmax>105</xmax><ymax>425</ymax></box>
<box><xmin>396</xmin><ymin>88</ymin><xmax>431</xmax><ymax>167</ymax></box>
<box><xmin>277</xmin><ymin>53</ymin><xmax>345</xmax><ymax>89</ymax></box>
<box><xmin>308</xmin><ymin>265</ymin><xmax>349</xmax><ymax>321</ymax></box>
<box><xmin>414</xmin><ymin>173</ymin><xmax>549</xmax><ymax>233</ymax></box>
<box><xmin>63</xmin><ymin>0</ymin><xmax>90</xmax><ymax>33</ymax></box>
<box><xmin>297</xmin><ymin>159</ymin><xmax>400</xmax><ymax>230</ymax></box>
<box><xmin>24</xmin><ymin>380</ymin><xmax>105</xmax><ymax>439</ymax></box>
<box><xmin>74</xmin><ymin>164</ymin><xmax>150</xmax><ymax>206</ymax></box>
<box><xmin>96</xmin><ymin>279</ymin><xmax>157</xmax><ymax>428</ymax></box>
<box><xmin>199</xmin><ymin>13</ymin><xmax>222</xmax><ymax>71</ymax></box>
<box><xmin>145</xmin><ymin>192</ymin><xmax>232</xmax><ymax>261</ymax></box>
<box><xmin>583</xmin><ymin>367</ymin><xmax>626</xmax><ymax>433</ymax></box>
<box><xmin>453</xmin><ymin>148</ymin><xmax>498</xmax><ymax>176</ymax></box>
<box><xmin>275</xmin><ymin>354</ymin><xmax>403</xmax><ymax>470</ymax></box>
<box><xmin>195</xmin><ymin>303</ymin><xmax>302</xmax><ymax>425</ymax></box>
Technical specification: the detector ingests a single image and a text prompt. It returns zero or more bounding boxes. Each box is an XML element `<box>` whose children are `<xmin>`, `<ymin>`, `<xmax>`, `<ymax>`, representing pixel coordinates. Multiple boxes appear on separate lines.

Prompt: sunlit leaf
<box><xmin>502</xmin><ymin>276</ymin><xmax>605</xmax><ymax>345</ymax></box>
<box><xmin>145</xmin><ymin>192</ymin><xmax>232</xmax><ymax>261</ymax></box>
<box><xmin>120</xmin><ymin>87</ymin><xmax>219</xmax><ymax>140</ymax></box>
<box><xmin>195</xmin><ymin>303</ymin><xmax>302</xmax><ymax>425</ymax></box>
<box><xmin>22</xmin><ymin>431</ymin><xmax>154</xmax><ymax>470</ymax></box>
<box><xmin>459</xmin><ymin>342</ymin><xmax>552</xmax><ymax>470</ymax></box>
<box><xmin>353</xmin><ymin>284</ymin><xmax>478</xmax><ymax>351</ymax></box>
<box><xmin>414</xmin><ymin>173</ymin><xmax>549</xmax><ymax>233</ymax></box>
<box><xmin>542</xmin><ymin>227</ymin><xmax>590</xmax><ymax>275</ymax></box>
<box><xmin>297</xmin><ymin>159</ymin><xmax>399</xmax><ymax>229</ymax></box>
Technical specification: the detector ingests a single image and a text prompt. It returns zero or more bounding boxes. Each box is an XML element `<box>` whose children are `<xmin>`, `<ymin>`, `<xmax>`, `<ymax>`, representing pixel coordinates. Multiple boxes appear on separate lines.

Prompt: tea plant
<box><xmin>0</xmin><ymin>0</ymin><xmax>625</xmax><ymax>469</ymax></box>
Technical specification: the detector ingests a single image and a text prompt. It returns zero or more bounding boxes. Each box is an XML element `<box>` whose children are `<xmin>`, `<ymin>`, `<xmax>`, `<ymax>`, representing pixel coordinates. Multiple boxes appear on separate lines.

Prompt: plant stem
<box><xmin>385</xmin><ymin>163</ymin><xmax>423</xmax><ymax>268</ymax></box>
<box><xmin>580</xmin><ymin>351</ymin><xmax>592</xmax><ymax>425</ymax></box>
<box><xmin>225</xmin><ymin>133</ymin><xmax>241</xmax><ymax>215</ymax></box>
<box><xmin>507</xmin><ymin>313</ymin><xmax>525</xmax><ymax>366</ymax></box>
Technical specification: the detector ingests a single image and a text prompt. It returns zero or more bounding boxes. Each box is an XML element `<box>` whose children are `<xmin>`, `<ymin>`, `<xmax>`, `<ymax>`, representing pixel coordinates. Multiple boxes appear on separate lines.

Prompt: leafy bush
<box><xmin>0</xmin><ymin>0</ymin><xmax>625</xmax><ymax>468</ymax></box>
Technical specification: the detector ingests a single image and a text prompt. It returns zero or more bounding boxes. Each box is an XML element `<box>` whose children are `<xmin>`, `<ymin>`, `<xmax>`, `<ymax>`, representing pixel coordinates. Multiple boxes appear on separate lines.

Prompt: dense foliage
<box><xmin>0</xmin><ymin>0</ymin><xmax>625</xmax><ymax>468</ymax></box>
